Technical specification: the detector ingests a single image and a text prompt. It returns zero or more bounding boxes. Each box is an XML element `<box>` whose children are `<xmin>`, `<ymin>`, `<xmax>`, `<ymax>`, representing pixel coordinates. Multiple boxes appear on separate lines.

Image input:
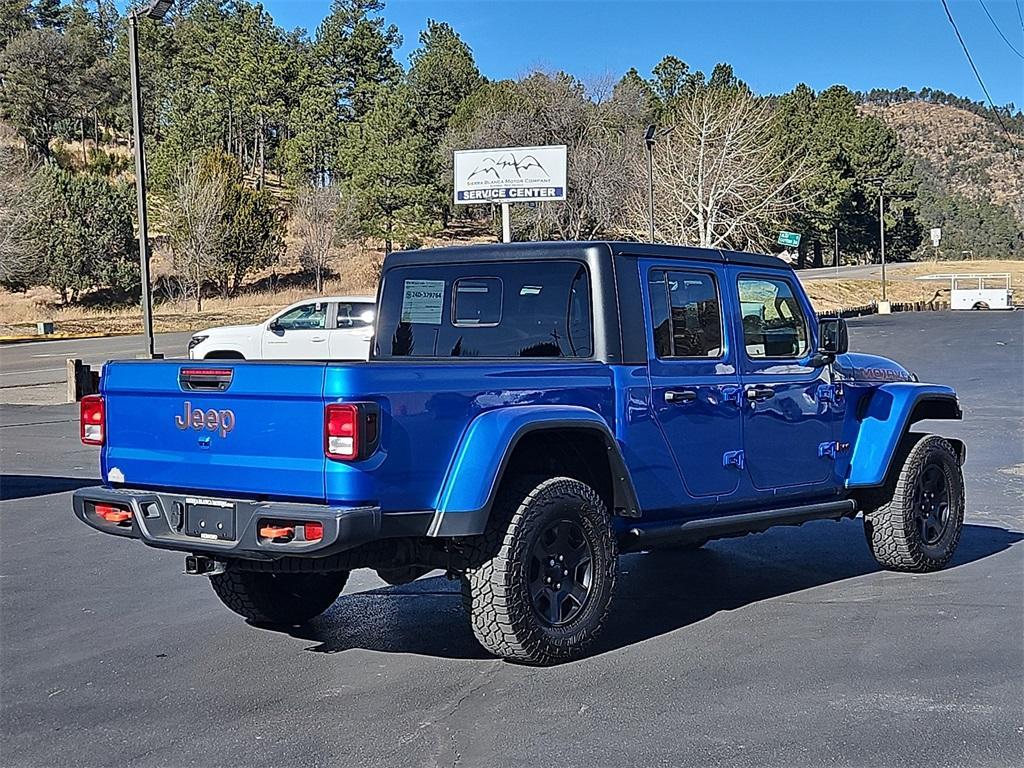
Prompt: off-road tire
<box><xmin>461</xmin><ymin>476</ymin><xmax>617</xmax><ymax>665</ymax></box>
<box><xmin>209</xmin><ymin>568</ymin><xmax>349</xmax><ymax>625</ymax></box>
<box><xmin>864</xmin><ymin>434</ymin><xmax>964</xmax><ymax>572</ymax></box>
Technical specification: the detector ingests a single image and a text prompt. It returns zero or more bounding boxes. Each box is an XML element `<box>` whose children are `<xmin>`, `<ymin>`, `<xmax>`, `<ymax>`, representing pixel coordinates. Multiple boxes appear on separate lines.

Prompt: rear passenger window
<box><xmin>737</xmin><ymin>276</ymin><xmax>809</xmax><ymax>358</ymax></box>
<box><xmin>376</xmin><ymin>260</ymin><xmax>593</xmax><ymax>359</ymax></box>
<box><xmin>648</xmin><ymin>270</ymin><xmax>722</xmax><ymax>358</ymax></box>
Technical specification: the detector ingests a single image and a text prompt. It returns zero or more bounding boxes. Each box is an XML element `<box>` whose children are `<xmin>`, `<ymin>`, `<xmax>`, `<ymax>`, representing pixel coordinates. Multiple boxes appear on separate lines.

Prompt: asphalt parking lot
<box><xmin>1</xmin><ymin>311</ymin><xmax>1021</xmax><ymax>768</ymax></box>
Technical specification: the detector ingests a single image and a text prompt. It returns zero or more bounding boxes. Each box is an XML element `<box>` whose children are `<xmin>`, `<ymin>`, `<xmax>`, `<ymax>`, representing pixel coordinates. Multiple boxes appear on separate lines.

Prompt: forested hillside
<box><xmin>862</xmin><ymin>93</ymin><xmax>1023</xmax><ymax>259</ymax></box>
<box><xmin>1</xmin><ymin>0</ymin><xmax>1021</xmax><ymax>313</ymax></box>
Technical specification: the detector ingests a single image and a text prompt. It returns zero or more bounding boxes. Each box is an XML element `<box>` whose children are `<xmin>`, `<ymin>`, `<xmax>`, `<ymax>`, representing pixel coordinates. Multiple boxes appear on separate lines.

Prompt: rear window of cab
<box><xmin>374</xmin><ymin>260</ymin><xmax>593</xmax><ymax>359</ymax></box>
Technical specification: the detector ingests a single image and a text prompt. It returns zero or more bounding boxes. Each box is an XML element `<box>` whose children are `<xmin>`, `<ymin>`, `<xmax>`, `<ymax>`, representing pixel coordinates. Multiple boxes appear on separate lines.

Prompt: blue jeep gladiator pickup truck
<box><xmin>73</xmin><ymin>242</ymin><xmax>965</xmax><ymax>664</ymax></box>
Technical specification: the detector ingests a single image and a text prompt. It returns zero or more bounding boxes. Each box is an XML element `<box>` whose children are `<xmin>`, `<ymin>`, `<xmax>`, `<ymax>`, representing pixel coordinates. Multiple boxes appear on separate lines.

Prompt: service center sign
<box><xmin>454</xmin><ymin>145</ymin><xmax>567</xmax><ymax>204</ymax></box>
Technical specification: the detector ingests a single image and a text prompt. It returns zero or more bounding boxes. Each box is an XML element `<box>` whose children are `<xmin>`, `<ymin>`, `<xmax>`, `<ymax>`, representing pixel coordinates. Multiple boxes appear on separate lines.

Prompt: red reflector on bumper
<box><xmin>95</xmin><ymin>504</ymin><xmax>131</xmax><ymax>523</ymax></box>
<box><xmin>303</xmin><ymin>522</ymin><xmax>324</xmax><ymax>541</ymax></box>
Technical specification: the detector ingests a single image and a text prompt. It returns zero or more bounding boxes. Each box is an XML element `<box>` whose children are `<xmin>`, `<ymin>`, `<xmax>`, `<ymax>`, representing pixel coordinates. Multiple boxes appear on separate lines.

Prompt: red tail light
<box><xmin>81</xmin><ymin>395</ymin><xmax>105</xmax><ymax>445</ymax></box>
<box><xmin>325</xmin><ymin>404</ymin><xmax>359</xmax><ymax>460</ymax></box>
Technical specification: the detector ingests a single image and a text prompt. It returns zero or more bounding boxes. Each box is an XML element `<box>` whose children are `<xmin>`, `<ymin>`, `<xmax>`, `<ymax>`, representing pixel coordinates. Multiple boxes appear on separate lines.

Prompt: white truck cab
<box><xmin>187</xmin><ymin>296</ymin><xmax>376</xmax><ymax>360</ymax></box>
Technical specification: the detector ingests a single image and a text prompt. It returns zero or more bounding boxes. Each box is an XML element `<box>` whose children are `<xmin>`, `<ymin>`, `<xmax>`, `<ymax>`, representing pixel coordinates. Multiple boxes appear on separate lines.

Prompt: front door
<box><xmin>731</xmin><ymin>271</ymin><xmax>834</xmax><ymax>495</ymax></box>
<box><xmin>262</xmin><ymin>301</ymin><xmax>330</xmax><ymax>359</ymax></box>
<box><xmin>643</xmin><ymin>262</ymin><xmax>745</xmax><ymax>501</ymax></box>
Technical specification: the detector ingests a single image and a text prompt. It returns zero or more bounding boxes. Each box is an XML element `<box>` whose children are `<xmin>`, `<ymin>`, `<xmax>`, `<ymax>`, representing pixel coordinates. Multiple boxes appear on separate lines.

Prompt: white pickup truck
<box><xmin>187</xmin><ymin>296</ymin><xmax>376</xmax><ymax>360</ymax></box>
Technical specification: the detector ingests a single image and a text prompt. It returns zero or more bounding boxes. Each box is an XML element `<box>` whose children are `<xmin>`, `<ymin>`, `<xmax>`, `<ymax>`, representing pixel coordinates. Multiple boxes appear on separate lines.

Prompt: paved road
<box><xmin>797</xmin><ymin>262</ymin><xmax>920</xmax><ymax>280</ymax></box>
<box><xmin>1</xmin><ymin>312</ymin><xmax>1021</xmax><ymax>768</ymax></box>
<box><xmin>0</xmin><ymin>332</ymin><xmax>193</xmax><ymax>390</ymax></box>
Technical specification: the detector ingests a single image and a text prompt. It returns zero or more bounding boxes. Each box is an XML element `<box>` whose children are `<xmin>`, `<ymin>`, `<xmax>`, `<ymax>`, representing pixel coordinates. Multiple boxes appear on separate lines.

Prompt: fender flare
<box><xmin>846</xmin><ymin>383</ymin><xmax>963</xmax><ymax>488</ymax></box>
<box><xmin>428</xmin><ymin>405</ymin><xmax>640</xmax><ymax>537</ymax></box>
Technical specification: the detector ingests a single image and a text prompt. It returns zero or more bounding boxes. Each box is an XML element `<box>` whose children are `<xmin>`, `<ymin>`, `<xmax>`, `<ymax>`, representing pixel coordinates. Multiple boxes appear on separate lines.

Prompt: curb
<box><xmin>0</xmin><ymin>332</ymin><xmax>136</xmax><ymax>345</ymax></box>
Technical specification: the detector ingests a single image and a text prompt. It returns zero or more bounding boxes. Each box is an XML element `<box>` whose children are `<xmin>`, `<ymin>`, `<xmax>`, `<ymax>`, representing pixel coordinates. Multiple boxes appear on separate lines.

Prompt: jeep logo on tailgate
<box><xmin>175</xmin><ymin>401</ymin><xmax>235</xmax><ymax>438</ymax></box>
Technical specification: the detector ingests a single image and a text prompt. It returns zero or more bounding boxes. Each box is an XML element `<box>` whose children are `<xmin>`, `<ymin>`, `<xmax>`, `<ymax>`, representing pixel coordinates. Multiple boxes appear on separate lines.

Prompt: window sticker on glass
<box><xmin>401</xmin><ymin>279</ymin><xmax>445</xmax><ymax>324</ymax></box>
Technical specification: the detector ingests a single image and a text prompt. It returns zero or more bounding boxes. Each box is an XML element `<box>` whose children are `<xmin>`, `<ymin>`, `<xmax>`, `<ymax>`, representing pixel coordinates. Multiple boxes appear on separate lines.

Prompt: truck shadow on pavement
<box><xmin>281</xmin><ymin>518</ymin><xmax>1022</xmax><ymax>663</ymax></box>
<box><xmin>0</xmin><ymin>474</ymin><xmax>97</xmax><ymax>501</ymax></box>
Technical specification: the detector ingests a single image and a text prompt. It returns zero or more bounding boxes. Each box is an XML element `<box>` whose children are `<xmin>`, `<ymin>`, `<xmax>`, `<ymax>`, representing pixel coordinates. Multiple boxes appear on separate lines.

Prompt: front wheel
<box><xmin>209</xmin><ymin>568</ymin><xmax>348</xmax><ymax>625</ymax></box>
<box><xmin>864</xmin><ymin>434</ymin><xmax>965</xmax><ymax>572</ymax></box>
<box><xmin>462</xmin><ymin>476</ymin><xmax>618</xmax><ymax>665</ymax></box>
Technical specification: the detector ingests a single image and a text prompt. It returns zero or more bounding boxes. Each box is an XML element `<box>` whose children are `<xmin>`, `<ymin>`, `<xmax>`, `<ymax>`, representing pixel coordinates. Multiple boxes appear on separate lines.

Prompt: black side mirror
<box><xmin>819</xmin><ymin>316</ymin><xmax>849</xmax><ymax>354</ymax></box>
<box><xmin>269</xmin><ymin>320</ymin><xmax>282</xmax><ymax>332</ymax></box>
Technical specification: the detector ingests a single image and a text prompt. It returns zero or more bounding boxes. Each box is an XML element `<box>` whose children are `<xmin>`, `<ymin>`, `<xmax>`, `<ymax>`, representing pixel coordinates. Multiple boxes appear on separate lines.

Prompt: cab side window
<box><xmin>274</xmin><ymin>303</ymin><xmax>327</xmax><ymax>331</ymax></box>
<box><xmin>336</xmin><ymin>302</ymin><xmax>375</xmax><ymax>329</ymax></box>
<box><xmin>648</xmin><ymin>269</ymin><xmax>723</xmax><ymax>358</ymax></box>
<box><xmin>737</xmin><ymin>277</ymin><xmax>808</xmax><ymax>358</ymax></box>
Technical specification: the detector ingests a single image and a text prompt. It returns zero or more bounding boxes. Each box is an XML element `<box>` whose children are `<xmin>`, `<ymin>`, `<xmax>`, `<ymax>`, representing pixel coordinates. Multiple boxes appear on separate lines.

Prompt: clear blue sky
<box><xmin>257</xmin><ymin>0</ymin><xmax>1024</xmax><ymax>108</ymax></box>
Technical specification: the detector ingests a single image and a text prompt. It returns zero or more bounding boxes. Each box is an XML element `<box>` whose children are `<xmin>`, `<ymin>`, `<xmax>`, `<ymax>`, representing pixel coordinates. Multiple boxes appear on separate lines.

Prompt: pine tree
<box><xmin>338</xmin><ymin>86</ymin><xmax>434</xmax><ymax>253</ymax></box>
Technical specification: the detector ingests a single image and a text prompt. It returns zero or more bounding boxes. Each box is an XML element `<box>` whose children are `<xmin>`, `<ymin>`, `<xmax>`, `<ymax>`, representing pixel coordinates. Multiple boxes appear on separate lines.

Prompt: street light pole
<box><xmin>127</xmin><ymin>12</ymin><xmax>155</xmax><ymax>358</ymax></box>
<box><xmin>878</xmin><ymin>185</ymin><xmax>887</xmax><ymax>302</ymax></box>
<box><xmin>127</xmin><ymin>0</ymin><xmax>173</xmax><ymax>359</ymax></box>
<box><xmin>867</xmin><ymin>176</ymin><xmax>888</xmax><ymax>303</ymax></box>
<box><xmin>644</xmin><ymin>124</ymin><xmax>656</xmax><ymax>243</ymax></box>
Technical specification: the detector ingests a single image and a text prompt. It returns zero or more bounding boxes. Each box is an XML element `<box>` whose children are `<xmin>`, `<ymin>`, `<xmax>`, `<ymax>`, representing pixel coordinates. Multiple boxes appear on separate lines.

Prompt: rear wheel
<box><xmin>971</xmin><ymin>302</ymin><xmax>990</xmax><ymax>310</ymax></box>
<box><xmin>462</xmin><ymin>476</ymin><xmax>617</xmax><ymax>665</ymax></box>
<box><xmin>864</xmin><ymin>434</ymin><xmax>964</xmax><ymax>572</ymax></box>
<box><xmin>209</xmin><ymin>568</ymin><xmax>348</xmax><ymax>625</ymax></box>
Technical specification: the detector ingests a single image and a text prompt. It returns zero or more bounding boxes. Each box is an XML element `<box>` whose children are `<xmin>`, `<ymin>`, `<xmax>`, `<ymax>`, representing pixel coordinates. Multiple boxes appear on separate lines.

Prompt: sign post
<box><xmin>454</xmin><ymin>146</ymin><xmax>568</xmax><ymax>243</ymax></box>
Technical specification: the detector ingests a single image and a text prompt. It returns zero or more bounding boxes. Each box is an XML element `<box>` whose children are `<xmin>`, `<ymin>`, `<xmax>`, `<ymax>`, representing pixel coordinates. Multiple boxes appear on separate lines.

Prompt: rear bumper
<box><xmin>72</xmin><ymin>486</ymin><xmax>431</xmax><ymax>561</ymax></box>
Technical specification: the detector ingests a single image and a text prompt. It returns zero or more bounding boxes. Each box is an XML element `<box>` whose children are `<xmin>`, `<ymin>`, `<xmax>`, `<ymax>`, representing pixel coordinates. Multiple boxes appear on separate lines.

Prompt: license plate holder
<box><xmin>184</xmin><ymin>498</ymin><xmax>236</xmax><ymax>541</ymax></box>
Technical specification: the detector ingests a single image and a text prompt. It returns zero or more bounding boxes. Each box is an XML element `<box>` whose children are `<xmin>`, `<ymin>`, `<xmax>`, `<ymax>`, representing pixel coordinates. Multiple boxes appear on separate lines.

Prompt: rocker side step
<box><xmin>621</xmin><ymin>499</ymin><xmax>858</xmax><ymax>552</ymax></box>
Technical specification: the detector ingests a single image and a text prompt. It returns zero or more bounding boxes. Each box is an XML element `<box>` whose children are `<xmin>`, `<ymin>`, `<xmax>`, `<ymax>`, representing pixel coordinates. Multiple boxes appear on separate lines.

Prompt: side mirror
<box><xmin>268</xmin><ymin>320</ymin><xmax>282</xmax><ymax>332</ymax></box>
<box><xmin>819</xmin><ymin>316</ymin><xmax>849</xmax><ymax>355</ymax></box>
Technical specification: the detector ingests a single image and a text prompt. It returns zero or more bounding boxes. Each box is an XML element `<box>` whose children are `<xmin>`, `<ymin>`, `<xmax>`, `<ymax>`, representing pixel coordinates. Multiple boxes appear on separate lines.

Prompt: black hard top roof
<box><xmin>384</xmin><ymin>240</ymin><xmax>790</xmax><ymax>271</ymax></box>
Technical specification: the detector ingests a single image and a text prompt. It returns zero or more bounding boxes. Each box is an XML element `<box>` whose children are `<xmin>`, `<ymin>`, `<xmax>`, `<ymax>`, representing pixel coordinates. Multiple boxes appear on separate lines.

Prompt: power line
<box><xmin>1016</xmin><ymin>0</ymin><xmax>1024</xmax><ymax>32</ymax></box>
<box><xmin>939</xmin><ymin>0</ymin><xmax>1016</xmax><ymax>146</ymax></box>
<box><xmin>977</xmin><ymin>0</ymin><xmax>1024</xmax><ymax>58</ymax></box>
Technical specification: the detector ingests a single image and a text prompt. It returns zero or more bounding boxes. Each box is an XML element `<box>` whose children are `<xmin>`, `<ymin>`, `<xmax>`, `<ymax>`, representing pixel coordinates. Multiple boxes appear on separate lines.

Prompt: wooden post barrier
<box><xmin>66</xmin><ymin>359</ymin><xmax>100</xmax><ymax>403</ymax></box>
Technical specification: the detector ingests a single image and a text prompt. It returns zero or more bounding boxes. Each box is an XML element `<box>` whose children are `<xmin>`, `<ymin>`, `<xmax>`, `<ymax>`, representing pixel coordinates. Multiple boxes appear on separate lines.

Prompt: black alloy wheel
<box><xmin>528</xmin><ymin>518</ymin><xmax>593</xmax><ymax>627</ymax></box>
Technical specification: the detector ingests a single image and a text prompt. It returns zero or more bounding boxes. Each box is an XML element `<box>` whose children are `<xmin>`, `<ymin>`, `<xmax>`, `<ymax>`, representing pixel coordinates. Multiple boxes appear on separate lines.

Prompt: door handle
<box><xmin>665</xmin><ymin>389</ymin><xmax>698</xmax><ymax>403</ymax></box>
<box><xmin>311</xmin><ymin>336</ymin><xmax>326</xmax><ymax>342</ymax></box>
<box><xmin>745</xmin><ymin>385</ymin><xmax>775</xmax><ymax>402</ymax></box>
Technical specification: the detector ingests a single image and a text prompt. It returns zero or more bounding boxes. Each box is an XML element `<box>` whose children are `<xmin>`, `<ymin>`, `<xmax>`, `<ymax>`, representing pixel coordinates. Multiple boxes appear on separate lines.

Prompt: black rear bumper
<box><xmin>72</xmin><ymin>486</ymin><xmax>432</xmax><ymax>561</ymax></box>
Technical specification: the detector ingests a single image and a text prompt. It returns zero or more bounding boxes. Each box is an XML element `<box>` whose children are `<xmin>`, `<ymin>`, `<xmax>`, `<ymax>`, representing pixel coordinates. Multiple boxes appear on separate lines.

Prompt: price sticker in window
<box><xmin>401</xmin><ymin>279</ymin><xmax>445</xmax><ymax>324</ymax></box>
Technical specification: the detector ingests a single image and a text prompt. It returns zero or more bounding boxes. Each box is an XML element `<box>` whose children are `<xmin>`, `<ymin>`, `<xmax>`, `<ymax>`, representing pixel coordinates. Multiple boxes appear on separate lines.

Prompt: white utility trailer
<box><xmin>918</xmin><ymin>273</ymin><xmax>1015</xmax><ymax>310</ymax></box>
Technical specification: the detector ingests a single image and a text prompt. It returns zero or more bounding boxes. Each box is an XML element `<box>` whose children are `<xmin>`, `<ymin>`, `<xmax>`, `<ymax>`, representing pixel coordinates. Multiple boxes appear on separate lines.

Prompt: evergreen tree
<box><xmin>338</xmin><ymin>86</ymin><xmax>433</xmax><ymax>253</ymax></box>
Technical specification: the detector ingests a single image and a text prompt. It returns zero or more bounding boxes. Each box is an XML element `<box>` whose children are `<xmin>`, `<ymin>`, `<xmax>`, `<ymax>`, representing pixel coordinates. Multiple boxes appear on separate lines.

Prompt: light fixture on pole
<box><xmin>866</xmin><ymin>176</ymin><xmax>888</xmax><ymax>303</ymax></box>
<box><xmin>128</xmin><ymin>0</ymin><xmax>173</xmax><ymax>359</ymax></box>
<box><xmin>643</xmin><ymin>124</ymin><xmax>673</xmax><ymax>244</ymax></box>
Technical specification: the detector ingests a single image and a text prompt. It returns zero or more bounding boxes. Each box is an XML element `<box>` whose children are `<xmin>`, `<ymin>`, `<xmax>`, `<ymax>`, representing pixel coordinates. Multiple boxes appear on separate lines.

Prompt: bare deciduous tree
<box><xmin>293</xmin><ymin>184</ymin><xmax>357</xmax><ymax>293</ymax></box>
<box><xmin>0</xmin><ymin>127</ymin><xmax>42</xmax><ymax>289</ymax></box>
<box><xmin>445</xmin><ymin>70</ymin><xmax>646</xmax><ymax>241</ymax></box>
<box><xmin>167</xmin><ymin>160</ymin><xmax>226</xmax><ymax>311</ymax></box>
<box><xmin>630</xmin><ymin>87</ymin><xmax>805</xmax><ymax>250</ymax></box>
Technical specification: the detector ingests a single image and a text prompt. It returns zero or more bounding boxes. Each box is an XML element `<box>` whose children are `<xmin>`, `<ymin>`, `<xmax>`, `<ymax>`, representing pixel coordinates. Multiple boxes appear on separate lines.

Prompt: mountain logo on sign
<box><xmin>467</xmin><ymin>152</ymin><xmax>548</xmax><ymax>180</ymax></box>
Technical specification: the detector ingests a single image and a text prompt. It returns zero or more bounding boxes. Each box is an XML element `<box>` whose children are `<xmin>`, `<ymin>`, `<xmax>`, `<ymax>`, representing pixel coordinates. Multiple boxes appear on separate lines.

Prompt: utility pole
<box><xmin>127</xmin><ymin>0</ymin><xmax>173</xmax><ymax>359</ymax></box>
<box><xmin>867</xmin><ymin>176</ymin><xmax>888</xmax><ymax>302</ymax></box>
<box><xmin>644</xmin><ymin>125</ymin><xmax>656</xmax><ymax>242</ymax></box>
<box><xmin>834</xmin><ymin>227</ymin><xmax>840</xmax><ymax>277</ymax></box>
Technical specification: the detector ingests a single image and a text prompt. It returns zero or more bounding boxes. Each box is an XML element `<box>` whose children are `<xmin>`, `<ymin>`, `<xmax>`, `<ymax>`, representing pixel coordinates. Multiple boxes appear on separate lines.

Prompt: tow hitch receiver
<box><xmin>185</xmin><ymin>555</ymin><xmax>226</xmax><ymax>576</ymax></box>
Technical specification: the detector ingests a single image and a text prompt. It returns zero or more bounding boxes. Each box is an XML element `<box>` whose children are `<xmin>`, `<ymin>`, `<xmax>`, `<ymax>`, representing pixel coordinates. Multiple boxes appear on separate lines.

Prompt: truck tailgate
<box><xmin>101</xmin><ymin>361</ymin><xmax>328</xmax><ymax>501</ymax></box>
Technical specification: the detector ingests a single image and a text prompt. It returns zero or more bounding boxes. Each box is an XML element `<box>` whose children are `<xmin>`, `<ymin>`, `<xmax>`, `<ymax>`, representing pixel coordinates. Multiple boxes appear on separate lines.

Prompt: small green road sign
<box><xmin>777</xmin><ymin>231</ymin><xmax>801</xmax><ymax>247</ymax></box>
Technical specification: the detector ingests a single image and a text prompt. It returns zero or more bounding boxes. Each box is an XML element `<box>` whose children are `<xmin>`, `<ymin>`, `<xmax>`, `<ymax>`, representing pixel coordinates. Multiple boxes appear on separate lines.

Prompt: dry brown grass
<box><xmin>4</xmin><ymin>253</ymin><xmax>1021</xmax><ymax>338</ymax></box>
<box><xmin>803</xmin><ymin>259</ymin><xmax>1024</xmax><ymax>312</ymax></box>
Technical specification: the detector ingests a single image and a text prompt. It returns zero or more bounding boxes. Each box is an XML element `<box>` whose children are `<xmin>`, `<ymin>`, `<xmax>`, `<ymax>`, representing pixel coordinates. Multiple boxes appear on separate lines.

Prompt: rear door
<box><xmin>730</xmin><ymin>270</ymin><xmax>834</xmax><ymax>495</ymax></box>
<box><xmin>641</xmin><ymin>260</ymin><xmax>745</xmax><ymax>501</ymax></box>
<box><xmin>101</xmin><ymin>361</ymin><xmax>328</xmax><ymax>500</ymax></box>
<box><xmin>328</xmin><ymin>300</ymin><xmax>375</xmax><ymax>360</ymax></box>
<box><xmin>262</xmin><ymin>301</ymin><xmax>330</xmax><ymax>359</ymax></box>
